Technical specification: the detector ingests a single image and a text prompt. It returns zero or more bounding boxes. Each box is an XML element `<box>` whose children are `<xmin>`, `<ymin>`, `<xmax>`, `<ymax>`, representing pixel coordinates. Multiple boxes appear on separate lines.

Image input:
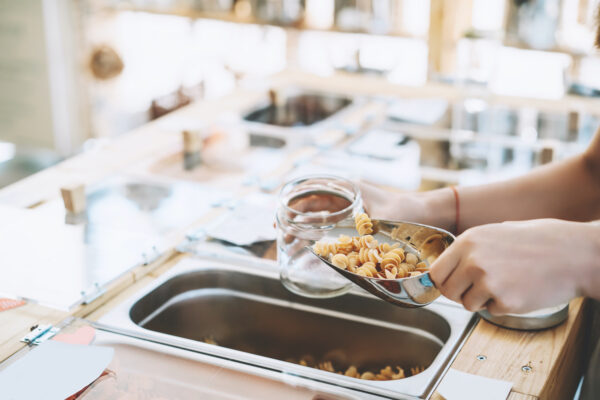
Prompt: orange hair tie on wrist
<box><xmin>449</xmin><ymin>186</ymin><xmax>460</xmax><ymax>235</ymax></box>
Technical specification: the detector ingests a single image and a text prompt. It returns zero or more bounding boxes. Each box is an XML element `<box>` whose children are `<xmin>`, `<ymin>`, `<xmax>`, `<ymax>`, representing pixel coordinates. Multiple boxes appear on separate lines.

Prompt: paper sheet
<box><xmin>437</xmin><ymin>369</ymin><xmax>512</xmax><ymax>400</ymax></box>
<box><xmin>205</xmin><ymin>193</ymin><xmax>277</xmax><ymax>246</ymax></box>
<box><xmin>0</xmin><ymin>340</ymin><xmax>114</xmax><ymax>400</ymax></box>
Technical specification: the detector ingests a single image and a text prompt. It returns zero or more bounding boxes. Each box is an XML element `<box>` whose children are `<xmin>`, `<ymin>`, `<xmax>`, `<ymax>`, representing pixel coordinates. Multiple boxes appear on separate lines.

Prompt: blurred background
<box><xmin>2</xmin><ymin>0</ymin><xmax>600</xmax><ymax>189</ymax></box>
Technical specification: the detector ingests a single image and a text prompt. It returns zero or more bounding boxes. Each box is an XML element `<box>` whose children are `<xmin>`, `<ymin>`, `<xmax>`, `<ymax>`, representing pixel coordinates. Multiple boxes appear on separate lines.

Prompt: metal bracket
<box><xmin>141</xmin><ymin>245</ymin><xmax>161</xmax><ymax>266</ymax></box>
<box><xmin>21</xmin><ymin>324</ymin><xmax>59</xmax><ymax>345</ymax></box>
<box><xmin>81</xmin><ymin>282</ymin><xmax>105</xmax><ymax>305</ymax></box>
<box><xmin>185</xmin><ymin>228</ymin><xmax>207</xmax><ymax>242</ymax></box>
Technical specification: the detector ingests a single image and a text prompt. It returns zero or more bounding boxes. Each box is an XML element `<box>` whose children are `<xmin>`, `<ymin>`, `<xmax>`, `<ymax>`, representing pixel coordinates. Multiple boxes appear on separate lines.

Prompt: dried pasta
<box><xmin>292</xmin><ymin>354</ymin><xmax>425</xmax><ymax>381</ymax></box>
<box><xmin>355</xmin><ymin>234</ymin><xmax>378</xmax><ymax>249</ymax></box>
<box><xmin>347</xmin><ymin>252</ymin><xmax>360</xmax><ymax>271</ymax></box>
<box><xmin>331</xmin><ymin>253</ymin><xmax>349</xmax><ymax>269</ymax></box>
<box><xmin>354</xmin><ymin>213</ymin><xmax>373</xmax><ymax>235</ymax></box>
<box><xmin>358</xmin><ymin>247</ymin><xmax>381</xmax><ymax>264</ymax></box>
<box><xmin>405</xmin><ymin>252</ymin><xmax>419</xmax><ymax>265</ymax></box>
<box><xmin>313</xmin><ymin>241</ymin><xmax>337</xmax><ymax>258</ymax></box>
<box><xmin>336</xmin><ymin>234</ymin><xmax>354</xmax><ymax>254</ymax></box>
<box><xmin>313</xmin><ymin>212</ymin><xmax>430</xmax><ymax>280</ymax></box>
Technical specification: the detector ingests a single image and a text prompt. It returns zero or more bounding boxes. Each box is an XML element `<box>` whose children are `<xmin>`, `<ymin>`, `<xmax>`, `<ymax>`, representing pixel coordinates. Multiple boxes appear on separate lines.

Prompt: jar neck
<box><xmin>277</xmin><ymin>176</ymin><xmax>362</xmax><ymax>232</ymax></box>
<box><xmin>278</xmin><ymin>193</ymin><xmax>362</xmax><ymax>228</ymax></box>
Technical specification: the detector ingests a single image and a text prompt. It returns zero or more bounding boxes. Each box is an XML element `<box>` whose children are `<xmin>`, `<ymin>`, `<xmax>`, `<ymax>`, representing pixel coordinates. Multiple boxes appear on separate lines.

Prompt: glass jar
<box><xmin>276</xmin><ymin>175</ymin><xmax>362</xmax><ymax>298</ymax></box>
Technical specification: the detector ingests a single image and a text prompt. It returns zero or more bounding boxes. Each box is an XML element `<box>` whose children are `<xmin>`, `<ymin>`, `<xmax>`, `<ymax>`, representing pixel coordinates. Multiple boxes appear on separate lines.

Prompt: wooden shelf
<box><xmin>275</xmin><ymin>69</ymin><xmax>600</xmax><ymax>117</ymax></box>
<box><xmin>502</xmin><ymin>38</ymin><xmax>591</xmax><ymax>58</ymax></box>
<box><xmin>383</xmin><ymin>120</ymin><xmax>586</xmax><ymax>152</ymax></box>
<box><xmin>114</xmin><ymin>5</ymin><xmax>425</xmax><ymax>40</ymax></box>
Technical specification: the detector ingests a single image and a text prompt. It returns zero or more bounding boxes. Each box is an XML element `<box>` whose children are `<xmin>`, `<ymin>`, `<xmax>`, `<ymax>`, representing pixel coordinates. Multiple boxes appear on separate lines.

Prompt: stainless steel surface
<box><xmin>479</xmin><ymin>303</ymin><xmax>569</xmax><ymax>331</ymax></box>
<box><xmin>82</xmin><ymin>176</ymin><xmax>228</xmax><ymax>236</ymax></box>
<box><xmin>242</xmin><ymin>88</ymin><xmax>356</xmax><ymax>148</ymax></box>
<box><xmin>308</xmin><ymin>219</ymin><xmax>455</xmax><ymax>308</ymax></box>
<box><xmin>98</xmin><ymin>259</ymin><xmax>475</xmax><ymax>399</ymax></box>
<box><xmin>86</xmin><ymin>327</ymin><xmax>355</xmax><ymax>399</ymax></box>
<box><xmin>0</xmin><ymin>317</ymin><xmax>353</xmax><ymax>400</ymax></box>
<box><xmin>0</xmin><ymin>175</ymin><xmax>229</xmax><ymax>310</ymax></box>
<box><xmin>244</xmin><ymin>92</ymin><xmax>352</xmax><ymax>127</ymax></box>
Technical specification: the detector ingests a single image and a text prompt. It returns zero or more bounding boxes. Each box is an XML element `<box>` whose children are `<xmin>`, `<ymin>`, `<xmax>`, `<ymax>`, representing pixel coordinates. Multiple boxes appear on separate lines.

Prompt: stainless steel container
<box><xmin>97</xmin><ymin>258</ymin><xmax>476</xmax><ymax>399</ymax></box>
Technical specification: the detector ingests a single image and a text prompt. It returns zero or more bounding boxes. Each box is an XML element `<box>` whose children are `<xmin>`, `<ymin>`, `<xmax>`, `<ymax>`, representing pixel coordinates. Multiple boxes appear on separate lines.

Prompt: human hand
<box><xmin>429</xmin><ymin>219</ymin><xmax>599</xmax><ymax>315</ymax></box>
<box><xmin>358</xmin><ymin>181</ymin><xmax>455</xmax><ymax>232</ymax></box>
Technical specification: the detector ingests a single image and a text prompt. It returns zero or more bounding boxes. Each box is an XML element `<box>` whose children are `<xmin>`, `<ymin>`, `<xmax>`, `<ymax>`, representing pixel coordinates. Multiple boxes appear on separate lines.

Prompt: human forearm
<box><xmin>420</xmin><ymin>152</ymin><xmax>600</xmax><ymax>234</ymax></box>
<box><xmin>578</xmin><ymin>221</ymin><xmax>600</xmax><ymax>301</ymax></box>
<box><xmin>359</xmin><ymin>132</ymin><xmax>600</xmax><ymax>232</ymax></box>
<box><xmin>459</xmin><ymin>154</ymin><xmax>600</xmax><ymax>230</ymax></box>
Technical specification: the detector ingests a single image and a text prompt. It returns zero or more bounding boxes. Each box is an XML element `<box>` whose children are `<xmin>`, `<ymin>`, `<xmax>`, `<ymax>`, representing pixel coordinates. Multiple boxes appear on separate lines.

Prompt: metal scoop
<box><xmin>307</xmin><ymin>219</ymin><xmax>455</xmax><ymax>308</ymax></box>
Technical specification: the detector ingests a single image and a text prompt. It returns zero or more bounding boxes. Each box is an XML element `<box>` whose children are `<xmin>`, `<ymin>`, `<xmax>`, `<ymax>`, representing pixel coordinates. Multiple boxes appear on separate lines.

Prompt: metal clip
<box><xmin>185</xmin><ymin>228</ymin><xmax>207</xmax><ymax>242</ymax></box>
<box><xmin>81</xmin><ymin>282</ymin><xmax>105</xmax><ymax>305</ymax></box>
<box><xmin>141</xmin><ymin>245</ymin><xmax>161</xmax><ymax>265</ymax></box>
<box><xmin>21</xmin><ymin>324</ymin><xmax>59</xmax><ymax>345</ymax></box>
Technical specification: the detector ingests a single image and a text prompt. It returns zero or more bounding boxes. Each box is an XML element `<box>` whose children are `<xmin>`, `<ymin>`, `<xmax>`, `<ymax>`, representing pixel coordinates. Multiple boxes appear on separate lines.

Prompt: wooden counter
<box><xmin>0</xmin><ymin>71</ymin><xmax>591</xmax><ymax>400</ymax></box>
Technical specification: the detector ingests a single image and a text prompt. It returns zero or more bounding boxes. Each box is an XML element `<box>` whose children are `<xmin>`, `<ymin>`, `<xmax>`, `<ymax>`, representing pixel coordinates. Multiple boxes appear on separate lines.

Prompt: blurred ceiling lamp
<box><xmin>89</xmin><ymin>45</ymin><xmax>124</xmax><ymax>81</ymax></box>
<box><xmin>305</xmin><ymin>0</ymin><xmax>334</xmax><ymax>30</ymax></box>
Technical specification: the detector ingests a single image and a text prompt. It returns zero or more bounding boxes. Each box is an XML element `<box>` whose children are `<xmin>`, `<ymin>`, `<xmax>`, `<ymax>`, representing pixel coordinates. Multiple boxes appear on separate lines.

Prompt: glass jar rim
<box><xmin>279</xmin><ymin>174</ymin><xmax>361</xmax><ymax>219</ymax></box>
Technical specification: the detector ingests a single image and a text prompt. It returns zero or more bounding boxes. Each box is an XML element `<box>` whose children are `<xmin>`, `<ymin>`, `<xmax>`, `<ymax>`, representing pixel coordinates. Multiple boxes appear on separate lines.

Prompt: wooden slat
<box><xmin>277</xmin><ymin>70</ymin><xmax>600</xmax><ymax>116</ymax></box>
<box><xmin>538</xmin><ymin>298</ymin><xmax>590</xmax><ymax>399</ymax></box>
<box><xmin>433</xmin><ymin>298</ymin><xmax>586</xmax><ymax>398</ymax></box>
<box><xmin>0</xmin><ymin>303</ymin><xmax>68</xmax><ymax>363</ymax></box>
<box><xmin>115</xmin><ymin>5</ymin><xmax>425</xmax><ymax>40</ymax></box>
<box><xmin>507</xmin><ymin>393</ymin><xmax>539</xmax><ymax>400</ymax></box>
<box><xmin>431</xmin><ymin>391</ymin><xmax>538</xmax><ymax>400</ymax></box>
<box><xmin>85</xmin><ymin>276</ymin><xmax>155</xmax><ymax>322</ymax></box>
<box><xmin>71</xmin><ymin>272</ymin><xmax>135</xmax><ymax>320</ymax></box>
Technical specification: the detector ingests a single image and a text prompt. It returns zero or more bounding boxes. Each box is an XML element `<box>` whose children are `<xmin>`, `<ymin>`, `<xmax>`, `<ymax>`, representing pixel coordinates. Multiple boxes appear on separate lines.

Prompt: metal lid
<box><xmin>0</xmin><ymin>176</ymin><xmax>229</xmax><ymax>310</ymax></box>
<box><xmin>478</xmin><ymin>303</ymin><xmax>569</xmax><ymax>331</ymax></box>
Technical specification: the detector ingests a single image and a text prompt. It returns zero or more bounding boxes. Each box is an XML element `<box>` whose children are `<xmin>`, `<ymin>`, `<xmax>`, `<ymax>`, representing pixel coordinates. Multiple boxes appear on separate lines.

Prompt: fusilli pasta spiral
<box><xmin>354</xmin><ymin>213</ymin><xmax>373</xmax><ymax>235</ymax></box>
<box><xmin>312</xmin><ymin>212</ymin><xmax>430</xmax><ymax>280</ymax></box>
<box><xmin>331</xmin><ymin>253</ymin><xmax>349</xmax><ymax>269</ymax></box>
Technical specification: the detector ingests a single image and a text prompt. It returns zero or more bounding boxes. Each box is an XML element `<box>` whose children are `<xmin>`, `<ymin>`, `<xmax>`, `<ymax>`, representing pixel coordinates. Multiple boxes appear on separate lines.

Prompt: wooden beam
<box><xmin>428</xmin><ymin>0</ymin><xmax>474</xmax><ymax>78</ymax></box>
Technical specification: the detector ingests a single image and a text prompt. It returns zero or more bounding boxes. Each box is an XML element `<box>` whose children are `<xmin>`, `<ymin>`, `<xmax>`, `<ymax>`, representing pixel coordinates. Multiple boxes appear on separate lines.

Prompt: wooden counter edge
<box><xmin>431</xmin><ymin>391</ymin><xmax>539</xmax><ymax>400</ymax></box>
<box><xmin>539</xmin><ymin>298</ymin><xmax>590</xmax><ymax>400</ymax></box>
<box><xmin>431</xmin><ymin>298</ymin><xmax>588</xmax><ymax>400</ymax></box>
<box><xmin>0</xmin><ymin>304</ymin><xmax>68</xmax><ymax>365</ymax></box>
<box><xmin>0</xmin><ymin>258</ymin><xmax>590</xmax><ymax>400</ymax></box>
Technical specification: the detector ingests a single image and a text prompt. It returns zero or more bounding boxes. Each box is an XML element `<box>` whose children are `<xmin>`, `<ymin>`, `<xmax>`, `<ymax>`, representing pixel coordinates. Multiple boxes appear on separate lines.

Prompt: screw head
<box><xmin>476</xmin><ymin>355</ymin><xmax>487</xmax><ymax>361</ymax></box>
<box><xmin>522</xmin><ymin>365</ymin><xmax>532</xmax><ymax>373</ymax></box>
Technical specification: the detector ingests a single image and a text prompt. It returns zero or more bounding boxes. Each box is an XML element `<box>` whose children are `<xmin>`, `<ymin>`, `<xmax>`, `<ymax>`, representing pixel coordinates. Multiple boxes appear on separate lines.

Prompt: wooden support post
<box><xmin>182</xmin><ymin>130</ymin><xmax>202</xmax><ymax>170</ymax></box>
<box><xmin>428</xmin><ymin>0</ymin><xmax>474</xmax><ymax>79</ymax></box>
<box><xmin>60</xmin><ymin>184</ymin><xmax>86</xmax><ymax>214</ymax></box>
<box><xmin>539</xmin><ymin>146</ymin><xmax>555</xmax><ymax>165</ymax></box>
<box><xmin>568</xmin><ymin>110</ymin><xmax>580</xmax><ymax>142</ymax></box>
